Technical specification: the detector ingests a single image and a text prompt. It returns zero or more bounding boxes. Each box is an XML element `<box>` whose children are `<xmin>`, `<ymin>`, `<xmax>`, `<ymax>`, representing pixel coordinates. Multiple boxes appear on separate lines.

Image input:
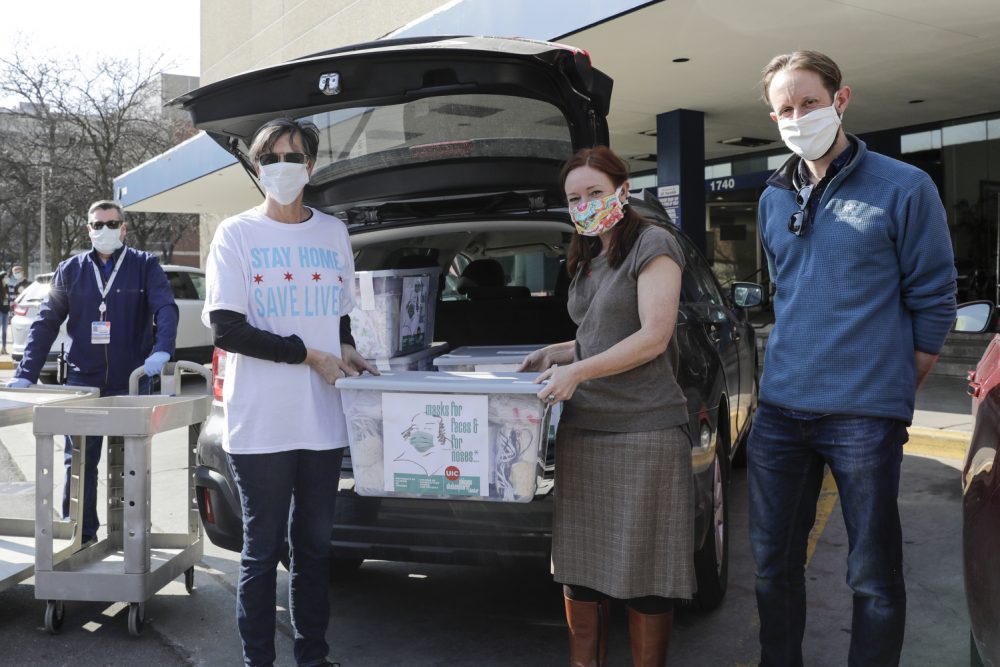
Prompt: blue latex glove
<box><xmin>143</xmin><ymin>351</ymin><xmax>170</xmax><ymax>377</ymax></box>
<box><xmin>7</xmin><ymin>378</ymin><xmax>32</xmax><ymax>389</ymax></box>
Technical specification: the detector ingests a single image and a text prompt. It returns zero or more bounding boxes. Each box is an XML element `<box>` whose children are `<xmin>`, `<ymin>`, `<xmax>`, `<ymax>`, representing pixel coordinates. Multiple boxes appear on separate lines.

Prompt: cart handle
<box><xmin>128</xmin><ymin>360</ymin><xmax>214</xmax><ymax>396</ymax></box>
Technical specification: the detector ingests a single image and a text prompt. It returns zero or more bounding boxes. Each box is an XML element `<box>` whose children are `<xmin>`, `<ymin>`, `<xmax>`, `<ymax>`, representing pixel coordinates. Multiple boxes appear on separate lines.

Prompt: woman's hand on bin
<box><xmin>305</xmin><ymin>348</ymin><xmax>362</xmax><ymax>384</ymax></box>
<box><xmin>518</xmin><ymin>347</ymin><xmax>551</xmax><ymax>372</ymax></box>
<box><xmin>519</xmin><ymin>341</ymin><xmax>575</xmax><ymax>372</ymax></box>
<box><xmin>533</xmin><ymin>363</ymin><xmax>583</xmax><ymax>404</ymax></box>
<box><xmin>341</xmin><ymin>344</ymin><xmax>380</xmax><ymax>376</ymax></box>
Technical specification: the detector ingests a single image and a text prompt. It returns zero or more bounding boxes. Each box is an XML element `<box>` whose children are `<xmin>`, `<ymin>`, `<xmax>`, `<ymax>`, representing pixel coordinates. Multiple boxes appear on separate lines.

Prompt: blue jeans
<box><xmin>229</xmin><ymin>448</ymin><xmax>344</xmax><ymax>667</ymax></box>
<box><xmin>747</xmin><ymin>402</ymin><xmax>908</xmax><ymax>667</ymax></box>
<box><xmin>61</xmin><ymin>377</ymin><xmax>152</xmax><ymax>542</ymax></box>
<box><xmin>0</xmin><ymin>309</ymin><xmax>8</xmax><ymax>349</ymax></box>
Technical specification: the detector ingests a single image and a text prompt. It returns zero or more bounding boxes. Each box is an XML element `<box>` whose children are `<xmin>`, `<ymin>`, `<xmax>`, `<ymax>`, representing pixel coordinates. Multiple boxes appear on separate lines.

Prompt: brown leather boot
<box><xmin>564</xmin><ymin>595</ymin><xmax>610</xmax><ymax>667</ymax></box>
<box><xmin>627</xmin><ymin>607</ymin><xmax>673</xmax><ymax>667</ymax></box>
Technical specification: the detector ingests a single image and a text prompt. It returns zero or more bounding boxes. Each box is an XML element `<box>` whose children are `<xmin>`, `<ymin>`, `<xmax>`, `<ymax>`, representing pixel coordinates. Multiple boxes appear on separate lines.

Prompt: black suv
<box><xmin>175</xmin><ymin>36</ymin><xmax>761</xmax><ymax>611</ymax></box>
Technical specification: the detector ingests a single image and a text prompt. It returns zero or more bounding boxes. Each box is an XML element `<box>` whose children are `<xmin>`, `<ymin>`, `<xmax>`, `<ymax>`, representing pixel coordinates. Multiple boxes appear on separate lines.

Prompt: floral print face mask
<box><xmin>570</xmin><ymin>185</ymin><xmax>626</xmax><ymax>236</ymax></box>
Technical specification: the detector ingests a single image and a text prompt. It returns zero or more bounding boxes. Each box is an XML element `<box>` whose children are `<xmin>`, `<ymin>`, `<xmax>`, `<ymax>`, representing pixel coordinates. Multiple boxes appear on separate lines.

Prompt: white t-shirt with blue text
<box><xmin>203</xmin><ymin>206</ymin><xmax>356</xmax><ymax>454</ymax></box>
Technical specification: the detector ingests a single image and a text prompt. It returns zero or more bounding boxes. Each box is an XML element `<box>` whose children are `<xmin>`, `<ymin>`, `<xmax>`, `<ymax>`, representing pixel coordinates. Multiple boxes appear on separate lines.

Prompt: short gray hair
<box><xmin>248</xmin><ymin>118</ymin><xmax>320</xmax><ymax>165</ymax></box>
<box><xmin>87</xmin><ymin>200</ymin><xmax>124</xmax><ymax>221</ymax></box>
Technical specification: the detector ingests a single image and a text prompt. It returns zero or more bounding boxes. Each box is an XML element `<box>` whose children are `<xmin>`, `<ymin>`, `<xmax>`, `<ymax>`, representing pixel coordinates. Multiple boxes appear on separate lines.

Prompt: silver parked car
<box><xmin>10</xmin><ymin>264</ymin><xmax>213</xmax><ymax>380</ymax></box>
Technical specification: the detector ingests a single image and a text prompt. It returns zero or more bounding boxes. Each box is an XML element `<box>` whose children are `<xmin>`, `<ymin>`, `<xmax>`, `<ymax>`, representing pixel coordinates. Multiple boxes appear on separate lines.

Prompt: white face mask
<box><xmin>777</xmin><ymin>103</ymin><xmax>843</xmax><ymax>161</ymax></box>
<box><xmin>259</xmin><ymin>162</ymin><xmax>310</xmax><ymax>206</ymax></box>
<box><xmin>12</xmin><ymin>272</ymin><xmax>23</xmax><ymax>282</ymax></box>
<box><xmin>90</xmin><ymin>227</ymin><xmax>124</xmax><ymax>255</ymax></box>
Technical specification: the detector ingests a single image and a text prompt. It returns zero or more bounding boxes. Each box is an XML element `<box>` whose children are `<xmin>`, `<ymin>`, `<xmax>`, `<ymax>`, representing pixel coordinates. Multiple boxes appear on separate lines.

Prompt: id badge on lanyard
<box><xmin>91</xmin><ymin>255</ymin><xmax>122</xmax><ymax>345</ymax></box>
<box><xmin>91</xmin><ymin>320</ymin><xmax>111</xmax><ymax>344</ymax></box>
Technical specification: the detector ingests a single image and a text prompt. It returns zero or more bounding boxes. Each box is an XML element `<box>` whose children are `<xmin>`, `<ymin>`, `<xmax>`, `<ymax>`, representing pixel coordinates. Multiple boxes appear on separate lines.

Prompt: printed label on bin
<box><xmin>359</xmin><ymin>272</ymin><xmax>376</xmax><ymax>310</ymax></box>
<box><xmin>398</xmin><ymin>276</ymin><xmax>428</xmax><ymax>350</ymax></box>
<box><xmin>382</xmin><ymin>392</ymin><xmax>489</xmax><ymax>496</ymax></box>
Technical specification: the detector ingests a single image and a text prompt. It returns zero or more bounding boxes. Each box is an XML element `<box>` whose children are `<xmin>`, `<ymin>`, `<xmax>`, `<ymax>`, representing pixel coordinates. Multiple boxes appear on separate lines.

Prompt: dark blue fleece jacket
<box><xmin>758</xmin><ymin>136</ymin><xmax>957</xmax><ymax>423</ymax></box>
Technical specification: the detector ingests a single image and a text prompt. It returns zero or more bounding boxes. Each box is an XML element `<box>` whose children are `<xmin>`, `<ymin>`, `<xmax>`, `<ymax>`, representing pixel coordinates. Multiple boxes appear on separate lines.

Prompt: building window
<box><xmin>902</xmin><ymin>116</ymin><xmax>1000</xmax><ymax>154</ymax></box>
<box><xmin>705</xmin><ymin>163</ymin><xmax>732</xmax><ymax>179</ymax></box>
<box><xmin>766</xmin><ymin>153</ymin><xmax>792</xmax><ymax>170</ymax></box>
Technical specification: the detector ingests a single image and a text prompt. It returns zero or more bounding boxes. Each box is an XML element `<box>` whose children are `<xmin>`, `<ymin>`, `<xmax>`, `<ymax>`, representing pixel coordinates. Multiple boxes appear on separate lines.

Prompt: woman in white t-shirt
<box><xmin>203</xmin><ymin>118</ymin><xmax>376</xmax><ymax>667</ymax></box>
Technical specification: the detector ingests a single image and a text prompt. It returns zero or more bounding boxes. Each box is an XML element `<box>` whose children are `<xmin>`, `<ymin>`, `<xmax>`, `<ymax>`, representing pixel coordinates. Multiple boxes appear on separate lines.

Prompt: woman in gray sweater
<box><xmin>520</xmin><ymin>146</ymin><xmax>693</xmax><ymax>667</ymax></box>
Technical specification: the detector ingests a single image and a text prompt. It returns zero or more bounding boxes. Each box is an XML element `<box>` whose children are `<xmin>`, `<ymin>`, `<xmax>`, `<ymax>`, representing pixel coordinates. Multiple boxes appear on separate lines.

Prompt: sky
<box><xmin>1</xmin><ymin>0</ymin><xmax>200</xmax><ymax>93</ymax></box>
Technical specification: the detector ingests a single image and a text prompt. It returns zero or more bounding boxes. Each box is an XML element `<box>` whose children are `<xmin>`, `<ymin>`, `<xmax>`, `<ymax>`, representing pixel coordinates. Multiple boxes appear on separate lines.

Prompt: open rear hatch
<box><xmin>170</xmin><ymin>36</ymin><xmax>612</xmax><ymax>219</ymax></box>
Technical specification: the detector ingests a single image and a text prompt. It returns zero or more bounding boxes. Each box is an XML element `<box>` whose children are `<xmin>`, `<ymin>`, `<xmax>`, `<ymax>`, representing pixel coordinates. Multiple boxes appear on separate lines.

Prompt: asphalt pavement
<box><xmin>0</xmin><ymin>358</ymin><xmax>980</xmax><ymax>666</ymax></box>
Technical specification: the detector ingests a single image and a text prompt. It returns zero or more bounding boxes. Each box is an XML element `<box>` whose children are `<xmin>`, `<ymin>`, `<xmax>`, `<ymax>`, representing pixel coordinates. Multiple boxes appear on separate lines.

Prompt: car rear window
<box><xmin>302</xmin><ymin>94</ymin><xmax>572</xmax><ymax>184</ymax></box>
<box><xmin>166</xmin><ymin>271</ymin><xmax>205</xmax><ymax>300</ymax></box>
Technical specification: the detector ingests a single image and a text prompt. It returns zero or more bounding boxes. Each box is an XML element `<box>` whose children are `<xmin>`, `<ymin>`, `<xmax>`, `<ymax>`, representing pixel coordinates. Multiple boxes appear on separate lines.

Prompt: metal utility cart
<box><xmin>0</xmin><ymin>385</ymin><xmax>99</xmax><ymax>600</ymax></box>
<box><xmin>33</xmin><ymin>362</ymin><xmax>212</xmax><ymax>636</ymax></box>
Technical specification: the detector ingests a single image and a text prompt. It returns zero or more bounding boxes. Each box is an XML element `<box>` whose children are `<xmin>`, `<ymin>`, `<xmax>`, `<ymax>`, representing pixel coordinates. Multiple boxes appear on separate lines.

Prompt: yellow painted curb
<box><xmin>0</xmin><ymin>360</ymin><xmax>14</xmax><ymax>370</ymax></box>
<box><xmin>906</xmin><ymin>426</ymin><xmax>970</xmax><ymax>461</ymax></box>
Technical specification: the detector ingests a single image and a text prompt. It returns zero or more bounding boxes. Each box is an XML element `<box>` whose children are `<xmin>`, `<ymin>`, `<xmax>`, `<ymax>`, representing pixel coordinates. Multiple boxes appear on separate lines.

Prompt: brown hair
<box><xmin>561</xmin><ymin>146</ymin><xmax>649</xmax><ymax>277</ymax></box>
<box><xmin>761</xmin><ymin>50</ymin><xmax>842</xmax><ymax>107</ymax></box>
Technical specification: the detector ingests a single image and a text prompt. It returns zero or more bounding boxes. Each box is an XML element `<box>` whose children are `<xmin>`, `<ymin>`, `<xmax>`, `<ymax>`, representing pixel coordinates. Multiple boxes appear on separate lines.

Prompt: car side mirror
<box><xmin>731</xmin><ymin>282</ymin><xmax>764</xmax><ymax>309</ymax></box>
<box><xmin>954</xmin><ymin>301</ymin><xmax>997</xmax><ymax>334</ymax></box>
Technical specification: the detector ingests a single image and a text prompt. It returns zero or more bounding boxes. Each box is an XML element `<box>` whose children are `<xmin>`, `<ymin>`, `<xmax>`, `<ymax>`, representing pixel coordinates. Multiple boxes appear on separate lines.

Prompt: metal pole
<box><xmin>39</xmin><ymin>167</ymin><xmax>47</xmax><ymax>272</ymax></box>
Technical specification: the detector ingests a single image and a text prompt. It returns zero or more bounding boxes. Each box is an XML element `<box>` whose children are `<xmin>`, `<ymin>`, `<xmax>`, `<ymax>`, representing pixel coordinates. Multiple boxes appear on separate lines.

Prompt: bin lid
<box><xmin>433</xmin><ymin>344</ymin><xmax>545</xmax><ymax>367</ymax></box>
<box><xmin>366</xmin><ymin>341</ymin><xmax>449</xmax><ymax>365</ymax></box>
<box><xmin>336</xmin><ymin>370</ymin><xmax>547</xmax><ymax>394</ymax></box>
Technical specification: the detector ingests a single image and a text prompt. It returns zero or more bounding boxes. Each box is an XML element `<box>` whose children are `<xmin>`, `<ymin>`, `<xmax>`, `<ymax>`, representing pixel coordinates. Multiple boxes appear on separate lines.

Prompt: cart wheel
<box><xmin>44</xmin><ymin>600</ymin><xmax>64</xmax><ymax>634</ymax></box>
<box><xmin>184</xmin><ymin>567</ymin><xmax>195</xmax><ymax>594</ymax></box>
<box><xmin>127</xmin><ymin>602</ymin><xmax>145</xmax><ymax>637</ymax></box>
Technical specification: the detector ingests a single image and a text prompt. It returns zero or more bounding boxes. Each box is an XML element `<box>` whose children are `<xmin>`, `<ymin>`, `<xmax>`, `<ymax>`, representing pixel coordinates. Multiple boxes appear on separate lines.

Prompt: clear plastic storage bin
<box><xmin>337</xmin><ymin>371</ymin><xmax>551</xmax><ymax>503</ymax></box>
<box><xmin>350</xmin><ymin>267</ymin><xmax>441</xmax><ymax>359</ymax></box>
<box><xmin>432</xmin><ymin>344</ymin><xmax>545</xmax><ymax>372</ymax></box>
<box><xmin>432</xmin><ymin>345</ymin><xmax>561</xmax><ymax>436</ymax></box>
<box><xmin>368</xmin><ymin>341</ymin><xmax>449</xmax><ymax>372</ymax></box>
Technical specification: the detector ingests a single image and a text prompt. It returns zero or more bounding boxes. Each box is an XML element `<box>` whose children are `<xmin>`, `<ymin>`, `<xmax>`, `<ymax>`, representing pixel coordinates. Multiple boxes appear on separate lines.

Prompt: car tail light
<box><xmin>212</xmin><ymin>348</ymin><xmax>227</xmax><ymax>402</ymax></box>
<box><xmin>200</xmin><ymin>487</ymin><xmax>216</xmax><ymax>525</ymax></box>
<box><xmin>13</xmin><ymin>303</ymin><xmax>28</xmax><ymax>317</ymax></box>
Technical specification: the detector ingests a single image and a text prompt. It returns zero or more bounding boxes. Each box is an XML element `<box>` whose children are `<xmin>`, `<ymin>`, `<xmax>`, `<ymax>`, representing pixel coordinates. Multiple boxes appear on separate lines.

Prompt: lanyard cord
<box><xmin>91</xmin><ymin>252</ymin><xmax>124</xmax><ymax>321</ymax></box>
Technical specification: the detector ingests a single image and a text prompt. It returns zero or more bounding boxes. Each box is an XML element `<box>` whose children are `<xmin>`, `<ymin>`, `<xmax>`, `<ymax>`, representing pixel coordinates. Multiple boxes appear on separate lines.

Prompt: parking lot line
<box><xmin>905</xmin><ymin>427</ymin><xmax>970</xmax><ymax>462</ymax></box>
<box><xmin>806</xmin><ymin>469</ymin><xmax>838</xmax><ymax>567</ymax></box>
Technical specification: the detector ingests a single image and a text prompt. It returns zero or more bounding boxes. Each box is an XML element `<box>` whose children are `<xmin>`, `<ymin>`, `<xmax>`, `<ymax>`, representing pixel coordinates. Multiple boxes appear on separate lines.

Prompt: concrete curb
<box><xmin>906</xmin><ymin>426</ymin><xmax>970</xmax><ymax>461</ymax></box>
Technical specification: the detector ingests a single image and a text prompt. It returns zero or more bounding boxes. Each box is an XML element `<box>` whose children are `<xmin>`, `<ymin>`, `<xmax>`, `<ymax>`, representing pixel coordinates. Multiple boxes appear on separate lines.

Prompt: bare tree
<box><xmin>0</xmin><ymin>49</ymin><xmax>197</xmax><ymax>271</ymax></box>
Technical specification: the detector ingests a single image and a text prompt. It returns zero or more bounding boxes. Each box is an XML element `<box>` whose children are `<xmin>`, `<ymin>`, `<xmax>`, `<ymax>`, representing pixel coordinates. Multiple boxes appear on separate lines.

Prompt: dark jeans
<box><xmin>229</xmin><ymin>447</ymin><xmax>344</xmax><ymax>667</ymax></box>
<box><xmin>747</xmin><ymin>402</ymin><xmax>908</xmax><ymax>667</ymax></box>
<box><xmin>61</xmin><ymin>376</ymin><xmax>152</xmax><ymax>542</ymax></box>
<box><xmin>0</xmin><ymin>308</ymin><xmax>7</xmax><ymax>349</ymax></box>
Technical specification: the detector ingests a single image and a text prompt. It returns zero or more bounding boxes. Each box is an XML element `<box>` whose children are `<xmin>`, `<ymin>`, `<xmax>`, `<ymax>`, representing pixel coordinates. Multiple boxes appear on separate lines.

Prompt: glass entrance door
<box><xmin>705</xmin><ymin>202</ymin><xmax>763</xmax><ymax>289</ymax></box>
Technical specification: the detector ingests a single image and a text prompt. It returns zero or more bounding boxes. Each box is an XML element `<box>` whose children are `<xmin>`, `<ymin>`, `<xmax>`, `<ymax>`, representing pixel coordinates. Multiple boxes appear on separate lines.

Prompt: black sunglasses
<box><xmin>91</xmin><ymin>220</ymin><xmax>123</xmax><ymax>230</ymax></box>
<box><xmin>787</xmin><ymin>183</ymin><xmax>815</xmax><ymax>237</ymax></box>
<box><xmin>258</xmin><ymin>152</ymin><xmax>310</xmax><ymax>166</ymax></box>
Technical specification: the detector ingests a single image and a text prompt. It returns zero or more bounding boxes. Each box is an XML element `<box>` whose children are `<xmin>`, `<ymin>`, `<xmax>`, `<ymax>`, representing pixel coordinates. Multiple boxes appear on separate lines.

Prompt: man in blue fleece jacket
<box><xmin>9</xmin><ymin>200</ymin><xmax>178</xmax><ymax>545</ymax></box>
<box><xmin>749</xmin><ymin>51</ymin><xmax>956</xmax><ymax>667</ymax></box>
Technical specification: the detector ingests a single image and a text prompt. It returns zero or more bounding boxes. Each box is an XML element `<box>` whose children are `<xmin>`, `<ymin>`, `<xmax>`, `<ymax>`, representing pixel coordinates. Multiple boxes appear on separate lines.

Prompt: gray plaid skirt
<box><xmin>552</xmin><ymin>424</ymin><xmax>695</xmax><ymax>599</ymax></box>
